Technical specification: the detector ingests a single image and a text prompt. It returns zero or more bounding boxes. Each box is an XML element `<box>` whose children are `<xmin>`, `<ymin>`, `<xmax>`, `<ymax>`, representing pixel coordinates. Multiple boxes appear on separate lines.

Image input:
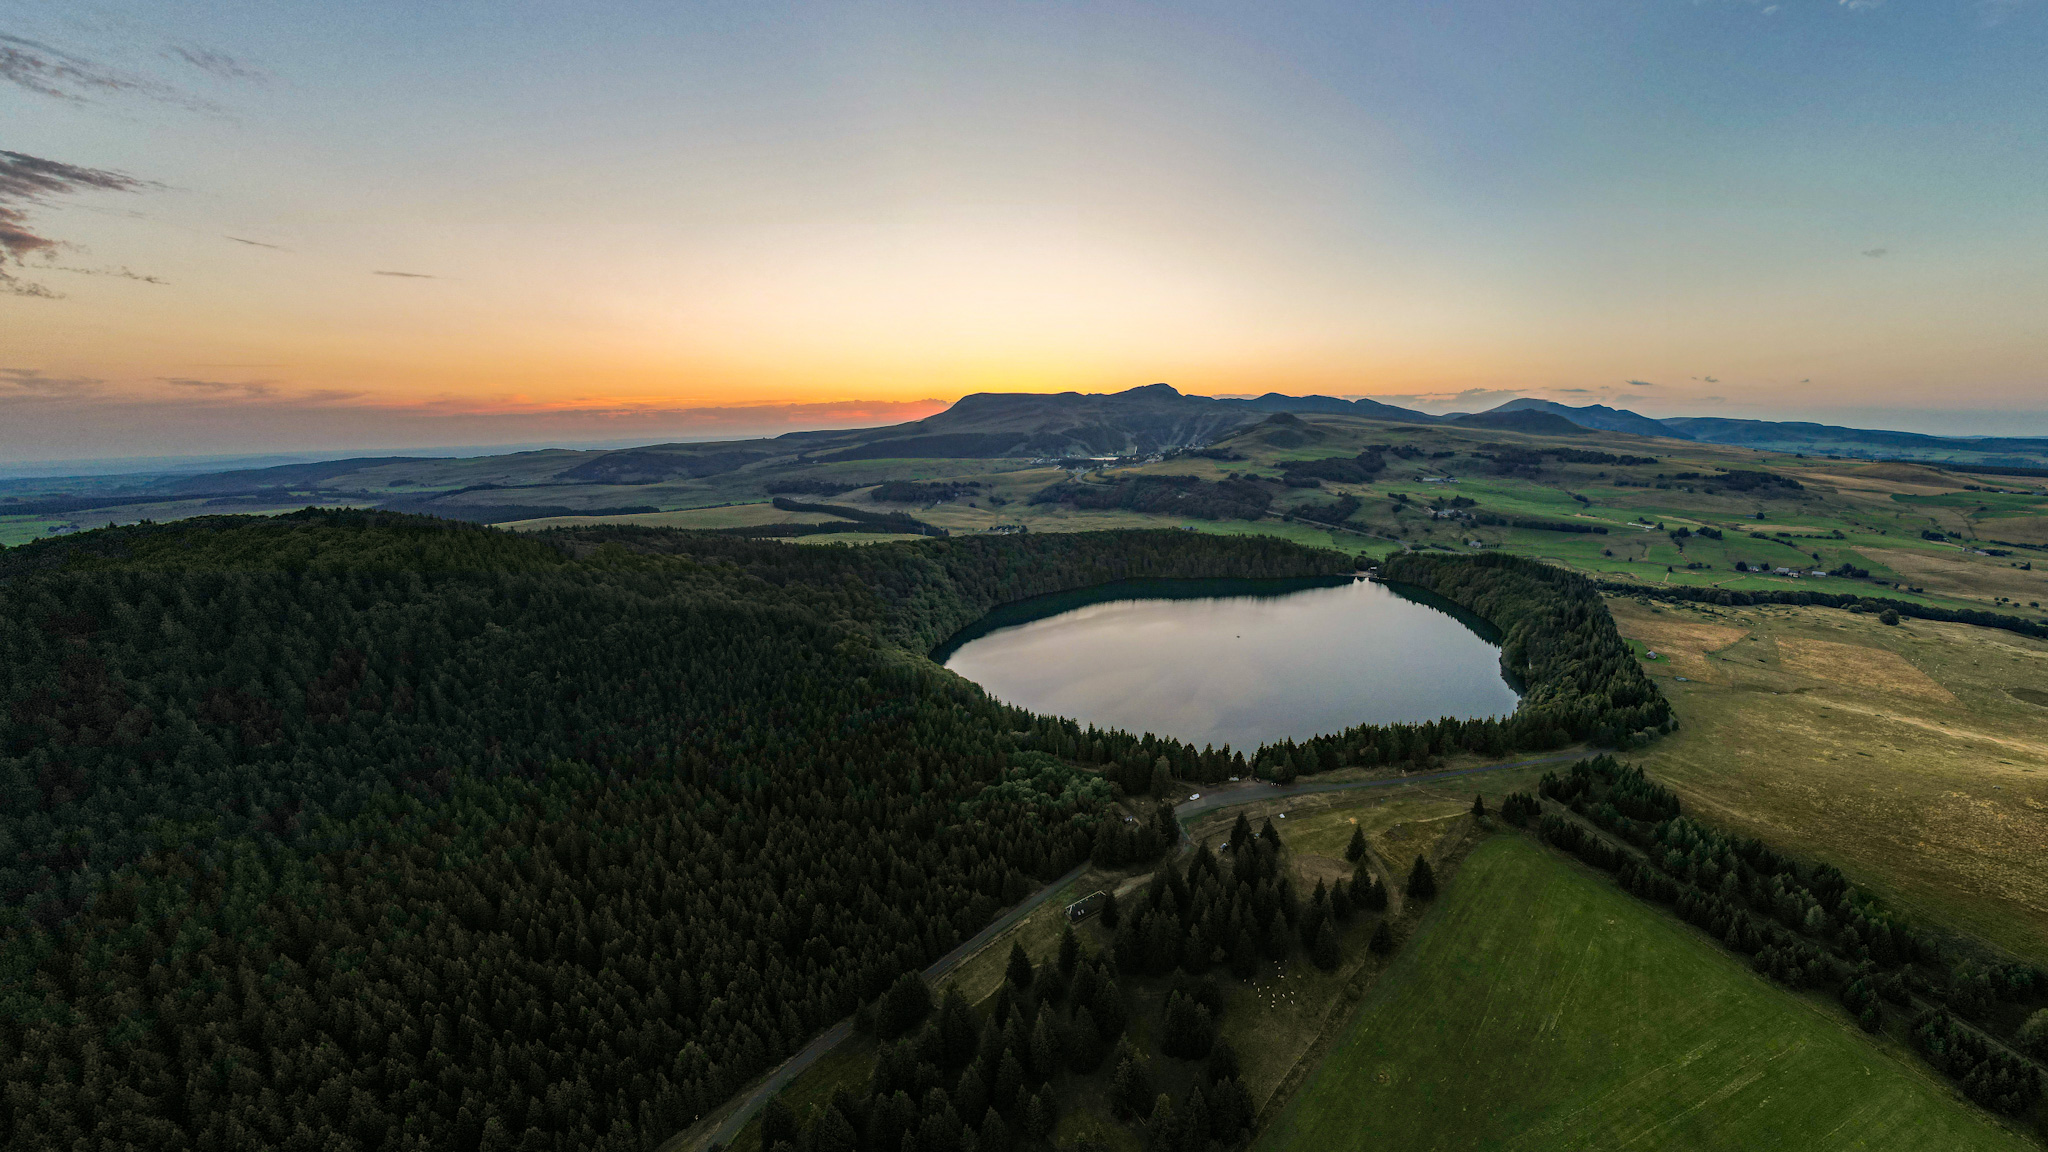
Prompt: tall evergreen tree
<box><xmin>1005</xmin><ymin>942</ymin><xmax>1036</xmax><ymax>992</ymax></box>
<box><xmin>1345</xmin><ymin>824</ymin><xmax>1368</xmax><ymax>862</ymax></box>
<box><xmin>1407</xmin><ymin>855</ymin><xmax>1437</xmax><ymax>900</ymax></box>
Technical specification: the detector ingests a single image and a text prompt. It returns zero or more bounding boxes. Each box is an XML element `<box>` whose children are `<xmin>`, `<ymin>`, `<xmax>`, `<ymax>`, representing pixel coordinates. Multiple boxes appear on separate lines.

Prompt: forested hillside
<box><xmin>0</xmin><ymin>513</ymin><xmax>1352</xmax><ymax>1152</ymax></box>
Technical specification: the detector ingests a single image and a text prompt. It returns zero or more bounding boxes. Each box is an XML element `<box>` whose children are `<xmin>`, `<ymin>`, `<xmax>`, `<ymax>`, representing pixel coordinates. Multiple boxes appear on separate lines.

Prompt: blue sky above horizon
<box><xmin>3</xmin><ymin>0</ymin><xmax>2045</xmax><ymax>460</ymax></box>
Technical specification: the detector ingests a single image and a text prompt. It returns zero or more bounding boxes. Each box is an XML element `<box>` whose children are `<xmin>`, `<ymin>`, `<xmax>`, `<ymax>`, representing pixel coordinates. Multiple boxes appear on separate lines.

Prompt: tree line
<box><xmin>1603</xmin><ymin>582</ymin><xmax>2048</xmax><ymax>642</ymax></box>
<box><xmin>1524</xmin><ymin>756</ymin><xmax>2046</xmax><ymax>1120</ymax></box>
<box><xmin>1027</xmin><ymin>476</ymin><xmax>1275</xmax><ymax>522</ymax></box>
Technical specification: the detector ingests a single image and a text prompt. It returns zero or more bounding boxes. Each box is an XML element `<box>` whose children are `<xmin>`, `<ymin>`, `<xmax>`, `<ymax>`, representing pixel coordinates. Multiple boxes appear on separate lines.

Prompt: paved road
<box><xmin>694</xmin><ymin>861</ymin><xmax>1090</xmax><ymax>1151</ymax></box>
<box><xmin>687</xmin><ymin>751</ymin><xmax>1573</xmax><ymax>1150</ymax></box>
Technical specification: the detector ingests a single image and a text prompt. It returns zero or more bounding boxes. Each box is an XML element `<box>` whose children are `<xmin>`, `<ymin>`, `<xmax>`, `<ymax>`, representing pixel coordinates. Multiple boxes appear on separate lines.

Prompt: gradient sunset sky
<box><xmin>4</xmin><ymin>0</ymin><xmax>2045</xmax><ymax>461</ymax></box>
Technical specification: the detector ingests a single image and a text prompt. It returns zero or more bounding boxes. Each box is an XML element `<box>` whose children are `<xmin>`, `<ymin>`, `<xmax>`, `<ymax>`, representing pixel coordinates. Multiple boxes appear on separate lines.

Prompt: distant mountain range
<box><xmin>1482</xmin><ymin>398</ymin><xmax>2048</xmax><ymax>466</ymax></box>
<box><xmin>9</xmin><ymin>385</ymin><xmax>2047</xmax><ymax>525</ymax></box>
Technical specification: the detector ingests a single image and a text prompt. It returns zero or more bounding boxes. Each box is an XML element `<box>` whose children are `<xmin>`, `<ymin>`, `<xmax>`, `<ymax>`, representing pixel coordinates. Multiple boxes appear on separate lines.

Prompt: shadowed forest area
<box><xmin>0</xmin><ymin>511</ymin><xmax>1679</xmax><ymax>1151</ymax></box>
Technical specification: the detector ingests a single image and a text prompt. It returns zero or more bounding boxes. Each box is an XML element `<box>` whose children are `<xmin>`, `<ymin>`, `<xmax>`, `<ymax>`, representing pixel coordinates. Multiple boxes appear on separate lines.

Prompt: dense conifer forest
<box><xmin>0</xmin><ymin>513</ymin><xmax>1354</xmax><ymax>1152</ymax></box>
<box><xmin>0</xmin><ymin>512</ymin><xmax>1695</xmax><ymax>1151</ymax></box>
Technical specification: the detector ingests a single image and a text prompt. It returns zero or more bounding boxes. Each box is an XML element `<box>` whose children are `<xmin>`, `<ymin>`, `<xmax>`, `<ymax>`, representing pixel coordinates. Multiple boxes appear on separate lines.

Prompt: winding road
<box><xmin>683</xmin><ymin>750</ymin><xmax>1578</xmax><ymax>1151</ymax></box>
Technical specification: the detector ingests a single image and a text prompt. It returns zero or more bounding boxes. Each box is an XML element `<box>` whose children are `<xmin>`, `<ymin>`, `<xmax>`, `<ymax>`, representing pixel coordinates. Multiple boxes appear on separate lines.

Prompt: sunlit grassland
<box><xmin>1610</xmin><ymin>596</ymin><xmax>2048</xmax><ymax>961</ymax></box>
<box><xmin>1255</xmin><ymin>836</ymin><xmax>2035</xmax><ymax>1152</ymax></box>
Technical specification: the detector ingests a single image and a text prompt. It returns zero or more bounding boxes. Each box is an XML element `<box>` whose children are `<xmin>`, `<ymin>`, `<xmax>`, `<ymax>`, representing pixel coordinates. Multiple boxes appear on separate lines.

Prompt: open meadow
<box><xmin>1255</xmin><ymin>835</ymin><xmax>2035</xmax><ymax>1152</ymax></box>
<box><xmin>1609</xmin><ymin>596</ymin><xmax>2048</xmax><ymax>961</ymax></box>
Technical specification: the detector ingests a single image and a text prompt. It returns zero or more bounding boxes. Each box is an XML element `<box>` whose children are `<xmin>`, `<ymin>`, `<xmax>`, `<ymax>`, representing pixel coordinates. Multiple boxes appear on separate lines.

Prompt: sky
<box><xmin>3</xmin><ymin>0</ymin><xmax>2046</xmax><ymax>462</ymax></box>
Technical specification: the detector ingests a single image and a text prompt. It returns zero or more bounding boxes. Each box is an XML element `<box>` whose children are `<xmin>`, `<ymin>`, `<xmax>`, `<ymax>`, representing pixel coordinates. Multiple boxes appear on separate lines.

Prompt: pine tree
<box><xmin>1229</xmin><ymin>928</ymin><xmax>1259</xmax><ymax>981</ymax></box>
<box><xmin>1005</xmin><ymin>942</ymin><xmax>1035</xmax><ymax>991</ymax></box>
<box><xmin>993</xmin><ymin>1050</ymin><xmax>1025</xmax><ymax>1116</ymax></box>
<box><xmin>1229</xmin><ymin>812</ymin><xmax>1253</xmax><ymax>854</ymax></box>
<box><xmin>1057</xmin><ymin>924</ymin><xmax>1080</xmax><ymax>977</ymax></box>
<box><xmin>1407</xmin><ymin>856</ymin><xmax>1437</xmax><ymax>900</ymax></box>
<box><xmin>1066</xmin><ymin>1007</ymin><xmax>1103</xmax><ymax>1072</ymax></box>
<box><xmin>1470</xmin><ymin>793</ymin><xmax>1486</xmax><ymax>817</ymax></box>
<box><xmin>979</xmin><ymin>1108</ymin><xmax>1011</xmax><ymax>1152</ymax></box>
<box><xmin>1148</xmin><ymin>1094</ymin><xmax>1179</xmax><ymax>1148</ymax></box>
<box><xmin>1345</xmin><ymin>825</ymin><xmax>1367</xmax><ymax>863</ymax></box>
<box><xmin>1025</xmin><ymin>1089</ymin><xmax>1055</xmax><ymax>1141</ymax></box>
<box><xmin>1109</xmin><ymin>1051</ymin><xmax>1152</xmax><ymax>1119</ymax></box>
<box><xmin>1310</xmin><ymin>920</ymin><xmax>1342</xmax><ymax>971</ymax></box>
<box><xmin>1029</xmin><ymin>1006</ymin><xmax>1058</xmax><ymax>1080</ymax></box>
<box><xmin>814</xmin><ymin>1105</ymin><xmax>859</xmax><ymax>1152</ymax></box>
<box><xmin>1183</xmin><ymin>1083</ymin><xmax>1211</xmax><ymax>1149</ymax></box>
<box><xmin>1369</xmin><ymin>920</ymin><xmax>1395</xmax><ymax>956</ymax></box>
<box><xmin>761</xmin><ymin>1097</ymin><xmax>798</xmax><ymax>1150</ymax></box>
<box><xmin>883</xmin><ymin>971</ymin><xmax>934</xmax><ymax>1037</ymax></box>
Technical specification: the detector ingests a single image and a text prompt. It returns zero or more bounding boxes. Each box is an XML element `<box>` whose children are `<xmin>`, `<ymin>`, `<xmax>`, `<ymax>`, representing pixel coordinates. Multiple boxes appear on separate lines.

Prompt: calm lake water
<box><xmin>938</xmin><ymin>577</ymin><xmax>1520</xmax><ymax>750</ymax></box>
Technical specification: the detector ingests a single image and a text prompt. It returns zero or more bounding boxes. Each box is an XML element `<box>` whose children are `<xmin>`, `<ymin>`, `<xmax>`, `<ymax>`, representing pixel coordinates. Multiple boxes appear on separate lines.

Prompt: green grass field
<box><xmin>1256</xmin><ymin>836</ymin><xmax>2034</xmax><ymax>1152</ymax></box>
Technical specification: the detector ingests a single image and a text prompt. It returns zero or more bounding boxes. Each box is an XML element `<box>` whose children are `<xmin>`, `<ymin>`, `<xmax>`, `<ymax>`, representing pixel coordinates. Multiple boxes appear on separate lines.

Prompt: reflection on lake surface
<box><xmin>939</xmin><ymin>577</ymin><xmax>1518</xmax><ymax>751</ymax></box>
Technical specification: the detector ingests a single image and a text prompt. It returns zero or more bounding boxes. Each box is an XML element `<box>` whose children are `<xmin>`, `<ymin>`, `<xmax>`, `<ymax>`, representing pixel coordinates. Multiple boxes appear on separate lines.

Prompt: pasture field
<box><xmin>1609</xmin><ymin>596</ymin><xmax>2048</xmax><ymax>961</ymax></box>
<box><xmin>1255</xmin><ymin>835</ymin><xmax>2035</xmax><ymax>1152</ymax></box>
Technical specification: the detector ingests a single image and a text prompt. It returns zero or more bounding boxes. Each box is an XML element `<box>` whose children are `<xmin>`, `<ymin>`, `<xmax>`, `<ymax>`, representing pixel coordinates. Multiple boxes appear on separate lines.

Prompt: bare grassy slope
<box><xmin>1610</xmin><ymin>596</ymin><xmax>2048</xmax><ymax>960</ymax></box>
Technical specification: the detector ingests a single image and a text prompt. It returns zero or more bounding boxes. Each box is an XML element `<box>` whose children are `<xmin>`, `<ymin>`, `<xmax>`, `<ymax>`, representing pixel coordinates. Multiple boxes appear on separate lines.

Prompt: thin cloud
<box><xmin>0</xmin><ymin>32</ymin><xmax>154</xmax><ymax>102</ymax></box>
<box><xmin>0</xmin><ymin>149</ymin><xmax>160</xmax><ymax>295</ymax></box>
<box><xmin>1370</xmin><ymin>387</ymin><xmax>1528</xmax><ymax>413</ymax></box>
<box><xmin>1625</xmin><ymin>379</ymin><xmax>1657</xmax><ymax>387</ymax></box>
<box><xmin>162</xmin><ymin>377</ymin><xmax>278</xmax><ymax>398</ymax></box>
<box><xmin>157</xmin><ymin>380</ymin><xmax>369</xmax><ymax>407</ymax></box>
<box><xmin>168</xmin><ymin>45</ymin><xmax>267</xmax><ymax>84</ymax></box>
<box><xmin>0</xmin><ymin>150</ymin><xmax>155</xmax><ymax>243</ymax></box>
<box><xmin>1862</xmin><ymin>248</ymin><xmax>1888</xmax><ymax>258</ymax></box>
<box><xmin>49</xmin><ymin>263</ymin><xmax>168</xmax><ymax>284</ymax></box>
<box><xmin>226</xmin><ymin>235</ymin><xmax>287</xmax><ymax>250</ymax></box>
<box><xmin>373</xmin><ymin>269</ymin><xmax>439</xmax><ymax>279</ymax></box>
<box><xmin>0</xmin><ymin>367</ymin><xmax>102</xmax><ymax>395</ymax></box>
<box><xmin>1558</xmin><ymin>388</ymin><xmax>1593</xmax><ymax>394</ymax></box>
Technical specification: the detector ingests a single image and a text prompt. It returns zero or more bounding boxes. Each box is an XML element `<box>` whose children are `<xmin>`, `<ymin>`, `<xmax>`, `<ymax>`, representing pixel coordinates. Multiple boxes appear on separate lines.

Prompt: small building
<box><xmin>1066</xmin><ymin>891</ymin><xmax>1107</xmax><ymax>922</ymax></box>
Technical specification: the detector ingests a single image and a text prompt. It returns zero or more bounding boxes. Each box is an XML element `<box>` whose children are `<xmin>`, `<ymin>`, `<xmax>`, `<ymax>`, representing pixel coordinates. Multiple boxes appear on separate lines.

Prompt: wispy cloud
<box><xmin>0</xmin><ymin>32</ymin><xmax>156</xmax><ymax>102</ymax></box>
<box><xmin>373</xmin><ymin>269</ymin><xmax>439</xmax><ymax>279</ymax></box>
<box><xmin>162</xmin><ymin>377</ymin><xmax>278</xmax><ymax>398</ymax></box>
<box><xmin>1367</xmin><ymin>387</ymin><xmax>1528</xmax><ymax>413</ymax></box>
<box><xmin>226</xmin><ymin>235</ymin><xmax>287</xmax><ymax>250</ymax></box>
<box><xmin>1625</xmin><ymin>379</ymin><xmax>1657</xmax><ymax>387</ymax></box>
<box><xmin>0</xmin><ymin>368</ymin><xmax>103</xmax><ymax>396</ymax></box>
<box><xmin>1558</xmin><ymin>388</ymin><xmax>1592</xmax><ymax>394</ymax></box>
<box><xmin>0</xmin><ymin>149</ymin><xmax>160</xmax><ymax>295</ymax></box>
<box><xmin>1862</xmin><ymin>247</ymin><xmax>1888</xmax><ymax>258</ymax></box>
<box><xmin>167</xmin><ymin>45</ymin><xmax>267</xmax><ymax>84</ymax></box>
